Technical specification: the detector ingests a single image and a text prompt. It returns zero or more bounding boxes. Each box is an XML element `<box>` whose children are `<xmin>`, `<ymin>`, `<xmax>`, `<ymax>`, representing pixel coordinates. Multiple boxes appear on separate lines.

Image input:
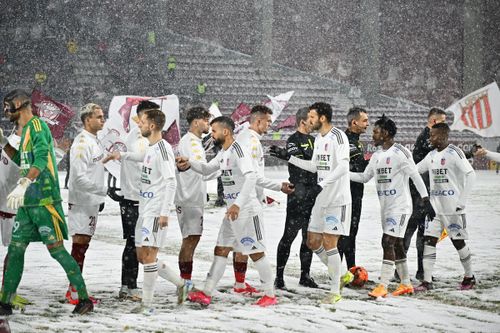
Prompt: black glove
<box><xmin>99</xmin><ymin>202</ymin><xmax>105</xmax><ymax>212</ymax></box>
<box><xmin>422</xmin><ymin>198</ymin><xmax>435</xmax><ymax>221</ymax></box>
<box><xmin>310</xmin><ymin>184</ymin><xmax>323</xmax><ymax>199</ymax></box>
<box><xmin>107</xmin><ymin>187</ymin><xmax>124</xmax><ymax>202</ymax></box>
<box><xmin>269</xmin><ymin>145</ymin><xmax>290</xmax><ymax>161</ymax></box>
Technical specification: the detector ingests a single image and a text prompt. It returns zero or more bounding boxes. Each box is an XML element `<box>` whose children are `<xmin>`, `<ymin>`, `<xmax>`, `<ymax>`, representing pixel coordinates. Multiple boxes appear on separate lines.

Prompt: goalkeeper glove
<box><xmin>7</xmin><ymin>177</ymin><xmax>32</xmax><ymax>210</ymax></box>
<box><xmin>269</xmin><ymin>145</ymin><xmax>290</xmax><ymax>161</ymax></box>
<box><xmin>422</xmin><ymin>197</ymin><xmax>436</xmax><ymax>221</ymax></box>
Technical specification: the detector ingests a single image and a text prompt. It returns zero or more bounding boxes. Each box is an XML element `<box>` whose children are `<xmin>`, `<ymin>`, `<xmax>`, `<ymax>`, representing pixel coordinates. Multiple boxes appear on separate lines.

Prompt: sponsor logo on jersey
<box><xmin>241</xmin><ymin>237</ymin><xmax>255</xmax><ymax>247</ymax></box>
<box><xmin>430</xmin><ymin>189</ymin><xmax>455</xmax><ymax>196</ymax></box>
<box><xmin>92</xmin><ymin>153</ymin><xmax>104</xmax><ymax>163</ymax></box>
<box><xmin>377</xmin><ymin>189</ymin><xmax>397</xmax><ymax>196</ymax></box>
<box><xmin>223</xmin><ymin>192</ymin><xmax>239</xmax><ymax>200</ymax></box>
<box><xmin>139</xmin><ymin>190</ymin><xmax>154</xmax><ymax>198</ymax></box>
<box><xmin>377</xmin><ymin>179</ymin><xmax>392</xmax><ymax>183</ymax></box>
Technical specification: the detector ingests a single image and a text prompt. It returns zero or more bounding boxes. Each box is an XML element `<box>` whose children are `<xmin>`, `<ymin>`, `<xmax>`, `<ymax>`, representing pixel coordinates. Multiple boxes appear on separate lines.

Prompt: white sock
<box><xmin>395</xmin><ymin>258</ymin><xmax>410</xmax><ymax>285</ymax></box>
<box><xmin>423</xmin><ymin>245</ymin><xmax>436</xmax><ymax>283</ymax></box>
<box><xmin>326</xmin><ymin>248</ymin><xmax>341</xmax><ymax>294</ymax></box>
<box><xmin>458</xmin><ymin>246</ymin><xmax>473</xmax><ymax>277</ymax></box>
<box><xmin>313</xmin><ymin>246</ymin><xmax>329</xmax><ymax>266</ymax></box>
<box><xmin>204</xmin><ymin>256</ymin><xmax>227</xmax><ymax>296</ymax></box>
<box><xmin>158</xmin><ymin>260</ymin><xmax>184</xmax><ymax>287</ymax></box>
<box><xmin>254</xmin><ymin>256</ymin><xmax>274</xmax><ymax>297</ymax></box>
<box><xmin>380</xmin><ymin>260</ymin><xmax>394</xmax><ymax>287</ymax></box>
<box><xmin>142</xmin><ymin>263</ymin><xmax>158</xmax><ymax>307</ymax></box>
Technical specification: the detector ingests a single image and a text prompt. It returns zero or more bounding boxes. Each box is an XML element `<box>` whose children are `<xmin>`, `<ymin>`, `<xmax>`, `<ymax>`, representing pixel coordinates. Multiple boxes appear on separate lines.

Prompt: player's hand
<box><xmin>99</xmin><ymin>202</ymin><xmax>105</xmax><ymax>212</ymax></box>
<box><xmin>175</xmin><ymin>156</ymin><xmax>191</xmax><ymax>171</ymax></box>
<box><xmin>102</xmin><ymin>151</ymin><xmax>121</xmax><ymax>163</ymax></box>
<box><xmin>7</xmin><ymin>177</ymin><xmax>32</xmax><ymax>210</ymax></box>
<box><xmin>474</xmin><ymin>148</ymin><xmax>487</xmax><ymax>157</ymax></box>
<box><xmin>0</xmin><ymin>127</ymin><xmax>8</xmax><ymax>148</ymax></box>
<box><xmin>281</xmin><ymin>182</ymin><xmax>295</xmax><ymax>194</ymax></box>
<box><xmin>158</xmin><ymin>216</ymin><xmax>169</xmax><ymax>228</ymax></box>
<box><xmin>269</xmin><ymin>145</ymin><xmax>290</xmax><ymax>161</ymax></box>
<box><xmin>422</xmin><ymin>197</ymin><xmax>435</xmax><ymax>220</ymax></box>
<box><xmin>226</xmin><ymin>204</ymin><xmax>240</xmax><ymax>221</ymax></box>
<box><xmin>456</xmin><ymin>203</ymin><xmax>465</xmax><ymax>212</ymax></box>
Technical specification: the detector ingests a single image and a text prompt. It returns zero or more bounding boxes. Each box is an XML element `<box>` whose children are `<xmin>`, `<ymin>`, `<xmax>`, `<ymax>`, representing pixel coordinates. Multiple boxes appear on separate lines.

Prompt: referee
<box><xmin>275</xmin><ymin>107</ymin><xmax>318</xmax><ymax>289</ymax></box>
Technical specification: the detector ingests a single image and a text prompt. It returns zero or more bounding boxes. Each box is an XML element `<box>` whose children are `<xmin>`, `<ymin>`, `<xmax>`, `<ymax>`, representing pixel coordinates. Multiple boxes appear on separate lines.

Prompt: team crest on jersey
<box><xmin>441</xmin><ymin>158</ymin><xmax>446</xmax><ymax>166</ymax></box>
<box><xmin>324</xmin><ymin>143</ymin><xmax>328</xmax><ymax>151</ymax></box>
<box><xmin>386</xmin><ymin>157</ymin><xmax>391</xmax><ymax>164</ymax></box>
<box><xmin>146</xmin><ymin>155</ymin><xmax>151</xmax><ymax>164</ymax></box>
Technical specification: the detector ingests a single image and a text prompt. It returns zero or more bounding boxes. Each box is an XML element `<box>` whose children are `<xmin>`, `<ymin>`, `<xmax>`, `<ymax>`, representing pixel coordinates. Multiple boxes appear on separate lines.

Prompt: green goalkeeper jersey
<box><xmin>13</xmin><ymin>116</ymin><xmax>62</xmax><ymax>207</ymax></box>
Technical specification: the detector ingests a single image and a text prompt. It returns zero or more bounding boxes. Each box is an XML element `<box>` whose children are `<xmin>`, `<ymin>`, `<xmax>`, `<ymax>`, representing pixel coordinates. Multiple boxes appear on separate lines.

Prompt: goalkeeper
<box><xmin>0</xmin><ymin>89</ymin><xmax>93</xmax><ymax>315</ymax></box>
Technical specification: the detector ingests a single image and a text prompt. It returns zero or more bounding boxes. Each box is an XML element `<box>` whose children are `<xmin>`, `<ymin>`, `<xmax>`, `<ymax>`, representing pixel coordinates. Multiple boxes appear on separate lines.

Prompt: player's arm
<box><xmin>416</xmin><ymin>154</ymin><xmax>430</xmax><ymax>174</ymax></box>
<box><xmin>189</xmin><ymin>139</ymin><xmax>219</xmax><ymax>181</ymax></box>
<box><xmin>350</xmin><ymin>155</ymin><xmax>375</xmax><ymax>183</ymax></box>
<box><xmin>158</xmin><ymin>153</ymin><xmax>177</xmax><ymax>228</ymax></box>
<box><xmin>401</xmin><ymin>153</ymin><xmax>429</xmax><ymax>198</ymax></box>
<box><xmin>270</xmin><ymin>139</ymin><xmax>317</xmax><ymax>172</ymax></box>
<box><xmin>71</xmin><ymin>143</ymin><xmax>106</xmax><ymax>195</ymax></box>
<box><xmin>455</xmin><ymin>152</ymin><xmax>476</xmax><ymax>211</ymax></box>
<box><xmin>183</xmin><ymin>151</ymin><xmax>221</xmax><ymax>176</ymax></box>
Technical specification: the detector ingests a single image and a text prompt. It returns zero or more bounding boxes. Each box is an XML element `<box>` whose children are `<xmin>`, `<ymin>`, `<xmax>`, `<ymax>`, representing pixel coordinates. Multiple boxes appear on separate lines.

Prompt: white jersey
<box><xmin>68</xmin><ymin>130</ymin><xmax>106</xmax><ymax>205</ymax></box>
<box><xmin>120</xmin><ymin>127</ymin><xmax>148</xmax><ymax>201</ymax></box>
<box><xmin>417</xmin><ymin>144</ymin><xmax>475</xmax><ymax>215</ymax></box>
<box><xmin>235</xmin><ymin>128</ymin><xmax>267</xmax><ymax>203</ymax></box>
<box><xmin>190</xmin><ymin>140</ymin><xmax>261</xmax><ymax>212</ymax></box>
<box><xmin>290</xmin><ymin>127</ymin><xmax>351</xmax><ymax>207</ymax></box>
<box><xmin>174</xmin><ymin>132</ymin><xmax>210</xmax><ymax>207</ymax></box>
<box><xmin>351</xmin><ymin>143</ymin><xmax>427</xmax><ymax>215</ymax></box>
<box><xmin>0</xmin><ymin>133</ymin><xmax>21</xmax><ymax>214</ymax></box>
<box><xmin>139</xmin><ymin>139</ymin><xmax>177</xmax><ymax>217</ymax></box>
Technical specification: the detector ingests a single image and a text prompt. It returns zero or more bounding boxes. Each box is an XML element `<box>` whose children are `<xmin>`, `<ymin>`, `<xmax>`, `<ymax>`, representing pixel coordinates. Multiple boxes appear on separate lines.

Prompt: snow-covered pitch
<box><xmin>2</xmin><ymin>168</ymin><xmax>499</xmax><ymax>332</ymax></box>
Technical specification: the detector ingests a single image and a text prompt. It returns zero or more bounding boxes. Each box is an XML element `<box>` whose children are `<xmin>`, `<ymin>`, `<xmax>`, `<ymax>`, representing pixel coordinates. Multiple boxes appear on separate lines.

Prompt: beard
<box><xmin>212</xmin><ymin>136</ymin><xmax>224</xmax><ymax>147</ymax></box>
<box><xmin>310</xmin><ymin>120</ymin><xmax>321</xmax><ymax>131</ymax></box>
<box><xmin>140</xmin><ymin>129</ymin><xmax>151</xmax><ymax>138</ymax></box>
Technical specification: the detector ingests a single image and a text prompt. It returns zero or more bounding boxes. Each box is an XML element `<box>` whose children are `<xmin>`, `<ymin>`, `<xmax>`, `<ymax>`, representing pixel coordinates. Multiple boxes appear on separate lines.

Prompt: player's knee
<box><xmin>381</xmin><ymin>234</ymin><xmax>396</xmax><ymax>250</ymax></box>
<box><xmin>8</xmin><ymin>241</ymin><xmax>28</xmax><ymax>256</ymax></box>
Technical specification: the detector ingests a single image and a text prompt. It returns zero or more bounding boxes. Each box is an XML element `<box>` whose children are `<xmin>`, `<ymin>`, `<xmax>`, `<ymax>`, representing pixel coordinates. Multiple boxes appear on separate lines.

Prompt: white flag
<box><xmin>447</xmin><ymin>82</ymin><xmax>500</xmax><ymax>137</ymax></box>
<box><xmin>98</xmin><ymin>95</ymin><xmax>180</xmax><ymax>180</ymax></box>
<box><xmin>208</xmin><ymin>102</ymin><xmax>222</xmax><ymax>120</ymax></box>
<box><xmin>264</xmin><ymin>91</ymin><xmax>294</xmax><ymax>123</ymax></box>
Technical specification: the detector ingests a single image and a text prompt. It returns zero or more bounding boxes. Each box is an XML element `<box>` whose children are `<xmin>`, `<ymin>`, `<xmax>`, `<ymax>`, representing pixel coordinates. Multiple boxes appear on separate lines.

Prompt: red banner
<box><xmin>31</xmin><ymin>90</ymin><xmax>75</xmax><ymax>140</ymax></box>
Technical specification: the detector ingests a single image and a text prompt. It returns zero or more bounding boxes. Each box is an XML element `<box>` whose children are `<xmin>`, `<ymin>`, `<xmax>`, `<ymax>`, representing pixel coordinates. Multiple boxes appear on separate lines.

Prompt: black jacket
<box><xmin>286</xmin><ymin>131</ymin><xmax>316</xmax><ymax>185</ymax></box>
<box><xmin>346</xmin><ymin>129</ymin><xmax>368</xmax><ymax>198</ymax></box>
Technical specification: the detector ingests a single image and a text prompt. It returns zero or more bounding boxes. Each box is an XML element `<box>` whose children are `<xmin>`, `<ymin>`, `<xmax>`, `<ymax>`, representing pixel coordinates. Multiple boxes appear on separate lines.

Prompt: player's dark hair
<box><xmin>347</xmin><ymin>106</ymin><xmax>367</xmax><ymax>126</ymax></box>
<box><xmin>427</xmin><ymin>107</ymin><xmax>446</xmax><ymax>119</ymax></box>
<box><xmin>137</xmin><ymin>100</ymin><xmax>160</xmax><ymax>115</ymax></box>
<box><xmin>431</xmin><ymin>122</ymin><xmax>450</xmax><ymax>133</ymax></box>
<box><xmin>374</xmin><ymin>114</ymin><xmax>397</xmax><ymax>138</ymax></box>
<box><xmin>186</xmin><ymin>106</ymin><xmax>211</xmax><ymax>124</ymax></box>
<box><xmin>309</xmin><ymin>102</ymin><xmax>332</xmax><ymax>123</ymax></box>
<box><xmin>210</xmin><ymin>116</ymin><xmax>235</xmax><ymax>133</ymax></box>
<box><xmin>3</xmin><ymin>89</ymin><xmax>31</xmax><ymax>111</ymax></box>
<box><xmin>143</xmin><ymin>109</ymin><xmax>166</xmax><ymax>130</ymax></box>
<box><xmin>250</xmin><ymin>105</ymin><xmax>272</xmax><ymax>123</ymax></box>
<box><xmin>295</xmin><ymin>107</ymin><xmax>309</xmax><ymax>127</ymax></box>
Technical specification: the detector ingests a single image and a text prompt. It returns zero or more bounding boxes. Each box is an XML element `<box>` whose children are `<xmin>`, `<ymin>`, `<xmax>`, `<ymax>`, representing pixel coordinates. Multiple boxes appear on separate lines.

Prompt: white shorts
<box><xmin>216</xmin><ymin>211</ymin><xmax>266</xmax><ymax>255</ymax></box>
<box><xmin>309</xmin><ymin>204</ymin><xmax>351</xmax><ymax>236</ymax></box>
<box><xmin>176</xmin><ymin>206</ymin><xmax>203</xmax><ymax>238</ymax></box>
<box><xmin>0</xmin><ymin>215</ymin><xmax>14</xmax><ymax>246</ymax></box>
<box><xmin>425</xmin><ymin>214</ymin><xmax>469</xmax><ymax>240</ymax></box>
<box><xmin>135</xmin><ymin>215</ymin><xmax>168</xmax><ymax>248</ymax></box>
<box><xmin>68</xmin><ymin>204</ymin><xmax>100</xmax><ymax>237</ymax></box>
<box><xmin>382</xmin><ymin>213</ymin><xmax>409</xmax><ymax>238</ymax></box>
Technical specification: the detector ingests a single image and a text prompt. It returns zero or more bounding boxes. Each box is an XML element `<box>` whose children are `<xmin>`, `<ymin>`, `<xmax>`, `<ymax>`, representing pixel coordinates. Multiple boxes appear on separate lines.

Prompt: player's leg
<box><xmin>119</xmin><ymin>200</ymin><xmax>140</xmax><ymax>299</ymax></box>
<box><xmin>188</xmin><ymin>219</ymin><xmax>234</xmax><ymax>305</ymax></box>
<box><xmin>38</xmin><ymin>205</ymin><xmax>93</xmax><ymax>313</ymax></box>
<box><xmin>176</xmin><ymin>206</ymin><xmax>203</xmax><ymax>281</ymax></box>
<box><xmin>338</xmin><ymin>198</ymin><xmax>362</xmax><ymax>269</ymax></box>
<box><xmin>275</xmin><ymin>200</ymin><xmax>303</xmax><ymax>289</ymax></box>
<box><xmin>447</xmin><ymin>214</ymin><xmax>474</xmax><ymax>289</ymax></box>
<box><xmin>415</xmin><ymin>215</ymin><xmax>442</xmax><ymax>291</ymax></box>
<box><xmin>307</xmin><ymin>204</ymin><xmax>328</xmax><ymax>265</ymax></box>
<box><xmin>298</xmin><ymin>214</ymin><xmax>316</xmax><ymax>288</ymax></box>
<box><xmin>136</xmin><ymin>246</ymin><xmax>159</xmax><ymax>312</ymax></box>
<box><xmin>68</xmin><ymin>204</ymin><xmax>99</xmax><ymax>275</ymax></box>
